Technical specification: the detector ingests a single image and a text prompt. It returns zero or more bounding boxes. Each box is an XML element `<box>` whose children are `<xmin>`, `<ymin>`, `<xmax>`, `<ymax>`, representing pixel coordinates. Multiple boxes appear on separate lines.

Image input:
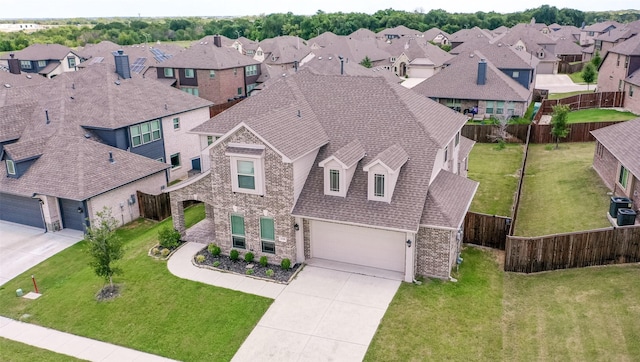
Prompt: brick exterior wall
<box><xmin>415</xmin><ymin>226</ymin><xmax>456</xmax><ymax>279</ymax></box>
<box><xmin>623</xmin><ymin>82</ymin><xmax>640</xmax><ymax>114</ymax></box>
<box><xmin>598</xmin><ymin>53</ymin><xmax>629</xmax><ymax>92</ymax></box>
<box><xmin>303</xmin><ymin>218</ymin><xmax>311</xmax><ymax>259</ymax></box>
<box><xmin>195</xmin><ymin>68</ymin><xmax>245</xmax><ymax>105</ymax></box>
<box><xmin>592</xmin><ymin>141</ymin><xmax>618</xmax><ymax>190</ymax></box>
<box><xmin>169</xmin><ymin>173</ymin><xmax>215</xmax><ymax>238</ymax></box>
<box><xmin>210</xmin><ymin>127</ymin><xmax>297</xmax><ymax>264</ymax></box>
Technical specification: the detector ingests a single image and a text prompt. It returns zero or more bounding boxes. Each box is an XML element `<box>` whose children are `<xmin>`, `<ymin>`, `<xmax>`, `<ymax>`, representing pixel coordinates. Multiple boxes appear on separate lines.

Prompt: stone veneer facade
<box><xmin>416</xmin><ymin>226</ymin><xmax>457</xmax><ymax>279</ymax></box>
<box><xmin>209</xmin><ymin>127</ymin><xmax>297</xmax><ymax>264</ymax></box>
<box><xmin>170</xmin><ymin>173</ymin><xmax>215</xmax><ymax>237</ymax></box>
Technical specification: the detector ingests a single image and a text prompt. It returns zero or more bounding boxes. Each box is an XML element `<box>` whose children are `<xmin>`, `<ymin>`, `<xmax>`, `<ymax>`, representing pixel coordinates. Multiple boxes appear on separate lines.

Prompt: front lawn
<box><xmin>0</xmin><ymin>337</ymin><xmax>84</xmax><ymax>361</ymax></box>
<box><xmin>0</xmin><ymin>204</ymin><xmax>272</xmax><ymax>361</ymax></box>
<box><xmin>467</xmin><ymin>143</ymin><xmax>524</xmax><ymax>216</ymax></box>
<box><xmin>366</xmin><ymin>247</ymin><xmax>640</xmax><ymax>361</ymax></box>
<box><xmin>567</xmin><ymin>108</ymin><xmax>638</xmax><ymax>123</ymax></box>
<box><xmin>514</xmin><ymin>143</ymin><xmax>610</xmax><ymax>236</ymax></box>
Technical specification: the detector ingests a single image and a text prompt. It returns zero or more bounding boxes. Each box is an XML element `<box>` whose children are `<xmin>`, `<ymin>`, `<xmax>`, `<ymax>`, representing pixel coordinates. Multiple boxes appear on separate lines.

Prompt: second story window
<box><xmin>209</xmin><ymin>70</ymin><xmax>215</xmax><ymax>78</ymax></box>
<box><xmin>185</xmin><ymin>68</ymin><xmax>194</xmax><ymax>78</ymax></box>
<box><xmin>164</xmin><ymin>68</ymin><xmax>174</xmax><ymax>77</ymax></box>
<box><xmin>37</xmin><ymin>60</ymin><xmax>46</xmax><ymax>67</ymax></box>
<box><xmin>130</xmin><ymin>119</ymin><xmax>161</xmax><ymax>147</ymax></box>
<box><xmin>6</xmin><ymin>160</ymin><xmax>16</xmax><ymax>175</ymax></box>
<box><xmin>20</xmin><ymin>61</ymin><xmax>31</xmax><ymax>69</ymax></box>
<box><xmin>329</xmin><ymin>169</ymin><xmax>340</xmax><ymax>192</ymax></box>
<box><xmin>67</xmin><ymin>56</ymin><xmax>76</xmax><ymax>68</ymax></box>
<box><xmin>173</xmin><ymin>117</ymin><xmax>180</xmax><ymax>130</ymax></box>
<box><xmin>374</xmin><ymin>174</ymin><xmax>385</xmax><ymax>197</ymax></box>
<box><xmin>245</xmin><ymin>65</ymin><xmax>258</xmax><ymax>76</ymax></box>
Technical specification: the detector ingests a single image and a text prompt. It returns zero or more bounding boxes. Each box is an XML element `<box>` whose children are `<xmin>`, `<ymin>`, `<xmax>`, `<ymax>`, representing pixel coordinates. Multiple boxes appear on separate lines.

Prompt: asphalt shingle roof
<box><xmin>420</xmin><ymin>170</ymin><xmax>478</xmax><ymax>229</ymax></box>
<box><xmin>326</xmin><ymin>139</ymin><xmax>366</xmax><ymax>168</ymax></box>
<box><xmin>365</xmin><ymin>144</ymin><xmax>408</xmax><ymax>171</ymax></box>
<box><xmin>591</xmin><ymin>118</ymin><xmax>640</xmax><ymax>178</ymax></box>
<box><xmin>412</xmin><ymin>51</ymin><xmax>531</xmax><ymax>103</ymax></box>
<box><xmin>608</xmin><ymin>34</ymin><xmax>640</xmax><ymax>56</ymax></box>
<box><xmin>0</xmin><ymin>43</ymin><xmax>77</xmax><ymax>61</ymax></box>
<box><xmin>156</xmin><ymin>41</ymin><xmax>259</xmax><ymax>70</ymax></box>
<box><xmin>258</xmin><ymin>36</ymin><xmax>313</xmax><ymax>65</ymax></box>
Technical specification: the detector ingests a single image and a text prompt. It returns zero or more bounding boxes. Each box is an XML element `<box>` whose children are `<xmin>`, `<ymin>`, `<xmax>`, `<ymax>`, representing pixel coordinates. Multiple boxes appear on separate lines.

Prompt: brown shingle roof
<box><xmin>365</xmin><ymin>144</ymin><xmax>408</xmax><ymax>171</ymax></box>
<box><xmin>420</xmin><ymin>170</ymin><xmax>478</xmax><ymax>228</ymax></box>
<box><xmin>0</xmin><ymin>135</ymin><xmax>168</xmax><ymax>200</ymax></box>
<box><xmin>348</xmin><ymin>28</ymin><xmax>377</xmax><ymax>40</ymax></box>
<box><xmin>412</xmin><ymin>51</ymin><xmax>531</xmax><ymax>103</ymax></box>
<box><xmin>423</xmin><ymin>28</ymin><xmax>450</xmax><ymax>41</ymax></box>
<box><xmin>452</xmin><ymin>41</ymin><xmax>535</xmax><ymax>69</ymax></box>
<box><xmin>155</xmin><ymin>41</ymin><xmax>259</xmax><ymax>70</ymax></box>
<box><xmin>325</xmin><ymin>139</ymin><xmax>366</xmax><ymax>168</ymax></box>
<box><xmin>608</xmin><ymin>34</ymin><xmax>640</xmax><ymax>56</ymax></box>
<box><xmin>458</xmin><ymin>136</ymin><xmax>475</xmax><ymax>161</ymax></box>
<box><xmin>625</xmin><ymin>68</ymin><xmax>640</xmax><ymax>86</ymax></box>
<box><xmin>0</xmin><ymin>101</ymin><xmax>38</xmax><ymax>142</ymax></box>
<box><xmin>0</xmin><ymin>43</ymin><xmax>78</xmax><ymax>61</ymax></box>
<box><xmin>0</xmin><ymin>72</ymin><xmax>48</xmax><ymax>88</ymax></box>
<box><xmin>258</xmin><ymin>36</ymin><xmax>313</xmax><ymax>65</ymax></box>
<box><xmin>583</xmin><ymin>21</ymin><xmax>621</xmax><ymax>32</ymax></box>
<box><xmin>4</xmin><ymin>138</ymin><xmax>46</xmax><ymax>161</ymax></box>
<box><xmin>591</xmin><ymin>118</ymin><xmax>640</xmax><ymax>177</ymax></box>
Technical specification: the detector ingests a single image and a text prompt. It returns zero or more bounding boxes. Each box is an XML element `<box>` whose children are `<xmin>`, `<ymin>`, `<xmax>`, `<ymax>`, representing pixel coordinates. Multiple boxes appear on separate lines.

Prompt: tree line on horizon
<box><xmin>1</xmin><ymin>5</ymin><xmax>639</xmax><ymax>51</ymax></box>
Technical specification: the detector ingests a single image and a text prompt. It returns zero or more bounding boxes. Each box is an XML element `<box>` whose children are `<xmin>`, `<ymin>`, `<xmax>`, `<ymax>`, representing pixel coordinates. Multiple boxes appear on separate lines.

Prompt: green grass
<box><xmin>0</xmin><ymin>337</ymin><xmax>85</xmax><ymax>361</ymax></box>
<box><xmin>568</xmin><ymin>70</ymin><xmax>598</xmax><ymax>85</ymax></box>
<box><xmin>0</xmin><ymin>204</ymin><xmax>272</xmax><ymax>362</ymax></box>
<box><xmin>567</xmin><ymin>108</ymin><xmax>638</xmax><ymax>123</ymax></box>
<box><xmin>366</xmin><ymin>247</ymin><xmax>640</xmax><ymax>361</ymax></box>
<box><xmin>468</xmin><ymin>143</ymin><xmax>524</xmax><ymax>216</ymax></box>
<box><xmin>547</xmin><ymin>90</ymin><xmax>593</xmax><ymax>100</ymax></box>
<box><xmin>514</xmin><ymin>143</ymin><xmax>610</xmax><ymax>236</ymax></box>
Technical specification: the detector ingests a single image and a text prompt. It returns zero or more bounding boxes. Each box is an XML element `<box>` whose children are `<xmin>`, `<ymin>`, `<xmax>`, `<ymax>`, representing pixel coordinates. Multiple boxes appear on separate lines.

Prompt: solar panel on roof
<box><xmin>150</xmin><ymin>48</ymin><xmax>172</xmax><ymax>62</ymax></box>
<box><xmin>130</xmin><ymin>57</ymin><xmax>147</xmax><ymax>74</ymax></box>
<box><xmin>90</xmin><ymin>57</ymin><xmax>104</xmax><ymax>64</ymax></box>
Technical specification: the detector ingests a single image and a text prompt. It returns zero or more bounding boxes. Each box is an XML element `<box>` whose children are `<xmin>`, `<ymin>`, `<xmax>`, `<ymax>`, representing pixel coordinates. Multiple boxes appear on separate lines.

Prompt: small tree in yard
<box><xmin>359</xmin><ymin>56</ymin><xmax>372</xmax><ymax>68</ymax></box>
<box><xmin>582</xmin><ymin>63</ymin><xmax>596</xmax><ymax>90</ymax></box>
<box><xmin>86</xmin><ymin>207</ymin><xmax>124</xmax><ymax>291</ymax></box>
<box><xmin>487</xmin><ymin>103</ymin><xmax>512</xmax><ymax>149</ymax></box>
<box><xmin>591</xmin><ymin>50</ymin><xmax>602</xmax><ymax>68</ymax></box>
<box><xmin>551</xmin><ymin>104</ymin><xmax>570</xmax><ymax>149</ymax></box>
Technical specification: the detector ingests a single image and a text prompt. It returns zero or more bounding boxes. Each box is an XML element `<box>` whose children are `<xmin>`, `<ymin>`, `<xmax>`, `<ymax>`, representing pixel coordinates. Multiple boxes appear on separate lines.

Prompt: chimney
<box><xmin>213</xmin><ymin>35</ymin><xmax>222</xmax><ymax>48</ymax></box>
<box><xmin>109</xmin><ymin>152</ymin><xmax>114</xmax><ymax>163</ymax></box>
<box><xmin>7</xmin><ymin>53</ymin><xmax>20</xmax><ymax>75</ymax></box>
<box><xmin>114</xmin><ymin>49</ymin><xmax>131</xmax><ymax>79</ymax></box>
<box><xmin>477</xmin><ymin>59</ymin><xmax>487</xmax><ymax>85</ymax></box>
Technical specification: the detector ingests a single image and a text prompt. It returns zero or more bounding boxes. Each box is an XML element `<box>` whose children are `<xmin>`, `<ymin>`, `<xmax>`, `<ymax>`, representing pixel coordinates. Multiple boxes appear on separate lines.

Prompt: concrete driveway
<box><xmin>535</xmin><ymin>74</ymin><xmax>594</xmax><ymax>93</ymax></box>
<box><xmin>0</xmin><ymin>221</ymin><xmax>83</xmax><ymax>286</ymax></box>
<box><xmin>232</xmin><ymin>265</ymin><xmax>401</xmax><ymax>362</ymax></box>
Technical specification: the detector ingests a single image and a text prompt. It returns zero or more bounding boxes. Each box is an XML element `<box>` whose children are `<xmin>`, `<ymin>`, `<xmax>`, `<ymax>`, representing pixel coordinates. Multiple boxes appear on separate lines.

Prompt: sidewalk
<box><xmin>0</xmin><ymin>316</ymin><xmax>177</xmax><ymax>361</ymax></box>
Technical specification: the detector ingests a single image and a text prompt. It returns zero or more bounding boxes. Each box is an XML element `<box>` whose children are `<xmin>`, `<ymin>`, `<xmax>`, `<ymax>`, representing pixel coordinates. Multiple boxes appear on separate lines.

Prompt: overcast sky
<box><xmin>1</xmin><ymin>0</ymin><xmax>638</xmax><ymax>19</ymax></box>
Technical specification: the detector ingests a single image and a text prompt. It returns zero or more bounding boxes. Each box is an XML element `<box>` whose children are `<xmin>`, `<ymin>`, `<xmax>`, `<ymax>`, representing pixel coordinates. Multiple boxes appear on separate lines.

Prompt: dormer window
<box><xmin>363</xmin><ymin>144</ymin><xmax>408</xmax><ymax>203</ymax></box>
<box><xmin>318</xmin><ymin>140</ymin><xmax>365</xmax><ymax>198</ymax></box>
<box><xmin>227</xmin><ymin>144</ymin><xmax>265</xmax><ymax>195</ymax></box>
<box><xmin>6</xmin><ymin>159</ymin><xmax>16</xmax><ymax>175</ymax></box>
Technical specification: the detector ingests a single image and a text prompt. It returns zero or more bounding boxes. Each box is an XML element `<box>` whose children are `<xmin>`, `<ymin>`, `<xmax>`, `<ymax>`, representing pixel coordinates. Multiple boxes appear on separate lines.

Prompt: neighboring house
<box><xmin>0</xmin><ymin>44</ymin><xmax>83</xmax><ymax>78</ymax></box>
<box><xmin>594</xmin><ymin>22</ymin><xmax>640</xmax><ymax>58</ymax></box>
<box><xmin>254</xmin><ymin>36</ymin><xmax>314</xmax><ymax>71</ymax></box>
<box><xmin>591</xmin><ymin>118</ymin><xmax>640</xmax><ymax>221</ymax></box>
<box><xmin>169</xmin><ymin>70</ymin><xmax>478</xmax><ymax>282</ymax></box>
<box><xmin>580</xmin><ymin>21</ymin><xmax>621</xmax><ymax>46</ymax></box>
<box><xmin>449</xmin><ymin>27</ymin><xmax>493</xmax><ymax>49</ymax></box>
<box><xmin>232</xmin><ymin>37</ymin><xmax>259</xmax><ymax>56</ymax></box>
<box><xmin>492</xmin><ymin>23</ymin><xmax>559</xmax><ymax>74</ymax></box>
<box><xmin>382</xmin><ymin>39</ymin><xmax>453</xmax><ymax>78</ymax></box>
<box><xmin>551</xmin><ymin>25</ymin><xmax>582</xmax><ymax>43</ymax></box>
<box><xmin>423</xmin><ymin>28</ymin><xmax>450</xmax><ymax>45</ymax></box>
<box><xmin>77</xmin><ymin>40</ymin><xmax>180</xmax><ymax>78</ymax></box>
<box><xmin>348</xmin><ymin>28</ymin><xmax>377</xmax><ymax>41</ymax></box>
<box><xmin>151</xmin><ymin>35</ymin><xmax>261</xmax><ymax>103</ymax></box>
<box><xmin>377</xmin><ymin>25</ymin><xmax>423</xmax><ymax>41</ymax></box>
<box><xmin>412</xmin><ymin>51</ymin><xmax>532</xmax><ymax>118</ymax></box>
<box><xmin>307</xmin><ymin>31</ymin><xmax>390</xmax><ymax>68</ymax></box>
<box><xmin>491</xmin><ymin>26</ymin><xmax>510</xmax><ymax>37</ymax></box>
<box><xmin>451</xmin><ymin>41</ymin><xmax>538</xmax><ymax>90</ymax></box>
<box><xmin>597</xmin><ymin>35</ymin><xmax>640</xmax><ymax>93</ymax></box>
<box><xmin>553</xmin><ymin>36</ymin><xmax>584</xmax><ymax>63</ymax></box>
<box><xmin>623</xmin><ymin>68</ymin><xmax>640</xmax><ymax>114</ymax></box>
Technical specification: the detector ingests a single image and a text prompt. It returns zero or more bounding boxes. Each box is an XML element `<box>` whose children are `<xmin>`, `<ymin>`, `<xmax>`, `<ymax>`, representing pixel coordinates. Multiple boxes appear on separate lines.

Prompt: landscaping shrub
<box><xmin>158</xmin><ymin>227</ymin><xmax>181</xmax><ymax>249</ymax></box>
<box><xmin>195</xmin><ymin>255</ymin><xmax>205</xmax><ymax>263</ymax></box>
<box><xmin>151</xmin><ymin>247</ymin><xmax>159</xmax><ymax>255</ymax></box>
<box><xmin>259</xmin><ymin>256</ymin><xmax>268</xmax><ymax>267</ymax></box>
<box><xmin>160</xmin><ymin>249</ymin><xmax>170</xmax><ymax>257</ymax></box>
<box><xmin>244</xmin><ymin>252</ymin><xmax>254</xmax><ymax>263</ymax></box>
<box><xmin>207</xmin><ymin>243</ymin><xmax>221</xmax><ymax>256</ymax></box>
<box><xmin>265</xmin><ymin>269</ymin><xmax>274</xmax><ymax>277</ymax></box>
<box><xmin>246</xmin><ymin>269</ymin><xmax>254</xmax><ymax>275</ymax></box>
<box><xmin>230</xmin><ymin>249</ymin><xmax>239</xmax><ymax>261</ymax></box>
<box><xmin>281</xmin><ymin>258</ymin><xmax>291</xmax><ymax>270</ymax></box>
<box><xmin>212</xmin><ymin>261</ymin><xmax>220</xmax><ymax>267</ymax></box>
<box><xmin>495</xmin><ymin>139</ymin><xmax>506</xmax><ymax>150</ymax></box>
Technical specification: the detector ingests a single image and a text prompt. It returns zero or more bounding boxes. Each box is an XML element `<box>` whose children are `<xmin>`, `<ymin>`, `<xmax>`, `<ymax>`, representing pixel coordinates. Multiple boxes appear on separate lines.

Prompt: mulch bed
<box><xmin>194</xmin><ymin>247</ymin><xmax>301</xmax><ymax>284</ymax></box>
<box><xmin>96</xmin><ymin>284</ymin><xmax>121</xmax><ymax>302</ymax></box>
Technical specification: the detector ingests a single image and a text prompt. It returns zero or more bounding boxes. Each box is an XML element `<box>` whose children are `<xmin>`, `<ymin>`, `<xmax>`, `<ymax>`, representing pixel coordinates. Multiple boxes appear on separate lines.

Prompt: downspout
<box><xmin>32</xmin><ymin>193</ymin><xmax>47</xmax><ymax>233</ymax></box>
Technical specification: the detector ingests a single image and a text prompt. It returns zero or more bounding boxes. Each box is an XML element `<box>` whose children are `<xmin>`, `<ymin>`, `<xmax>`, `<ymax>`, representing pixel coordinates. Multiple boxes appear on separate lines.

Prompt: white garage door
<box><xmin>310</xmin><ymin>220</ymin><xmax>405</xmax><ymax>272</ymax></box>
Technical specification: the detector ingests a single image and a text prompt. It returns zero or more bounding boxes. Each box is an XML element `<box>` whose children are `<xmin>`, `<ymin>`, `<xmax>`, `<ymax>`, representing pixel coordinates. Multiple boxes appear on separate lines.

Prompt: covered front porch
<box><xmin>164</xmin><ymin>171</ymin><xmax>215</xmax><ymax>244</ymax></box>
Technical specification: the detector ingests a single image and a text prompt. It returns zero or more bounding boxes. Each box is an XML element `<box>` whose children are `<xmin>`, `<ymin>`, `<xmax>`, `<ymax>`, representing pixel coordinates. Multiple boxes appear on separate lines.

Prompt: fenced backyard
<box><xmin>137</xmin><ymin>191</ymin><xmax>171</xmax><ymax>221</ymax></box>
<box><xmin>532</xmin><ymin>91</ymin><xmax>625</xmax><ymax>124</ymax></box>
<box><xmin>463</xmin><ymin>212</ymin><xmax>510</xmax><ymax>250</ymax></box>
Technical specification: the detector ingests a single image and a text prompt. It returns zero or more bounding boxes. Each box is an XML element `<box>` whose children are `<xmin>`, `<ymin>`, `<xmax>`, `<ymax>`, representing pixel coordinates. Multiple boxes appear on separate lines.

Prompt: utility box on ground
<box><xmin>609</xmin><ymin>197</ymin><xmax>632</xmax><ymax>217</ymax></box>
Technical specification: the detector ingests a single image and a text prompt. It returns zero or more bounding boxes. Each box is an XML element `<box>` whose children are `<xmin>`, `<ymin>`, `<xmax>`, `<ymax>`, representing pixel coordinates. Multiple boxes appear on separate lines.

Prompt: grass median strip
<box><xmin>0</xmin><ymin>204</ymin><xmax>272</xmax><ymax>362</ymax></box>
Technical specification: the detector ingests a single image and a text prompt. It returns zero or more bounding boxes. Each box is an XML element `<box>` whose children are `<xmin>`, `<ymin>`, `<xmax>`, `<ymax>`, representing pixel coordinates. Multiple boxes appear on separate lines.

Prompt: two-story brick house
<box><xmin>168</xmin><ymin>70</ymin><xmax>478</xmax><ymax>282</ymax></box>
<box><xmin>151</xmin><ymin>35</ymin><xmax>262</xmax><ymax>103</ymax></box>
<box><xmin>597</xmin><ymin>35</ymin><xmax>640</xmax><ymax>96</ymax></box>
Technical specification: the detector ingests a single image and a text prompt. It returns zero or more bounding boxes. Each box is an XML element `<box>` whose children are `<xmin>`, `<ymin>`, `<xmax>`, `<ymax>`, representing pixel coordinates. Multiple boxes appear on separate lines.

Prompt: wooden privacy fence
<box><xmin>461</xmin><ymin>121</ymin><xmax>624</xmax><ymax>144</ymax></box>
<box><xmin>538</xmin><ymin>91</ymin><xmax>625</xmax><ymax>115</ymax></box>
<box><xmin>504</xmin><ymin>225</ymin><xmax>640</xmax><ymax>273</ymax></box>
<box><xmin>463</xmin><ymin>212</ymin><xmax>511</xmax><ymax>250</ymax></box>
<box><xmin>461</xmin><ymin>124</ymin><xmax>529</xmax><ymax>143</ymax></box>
<box><xmin>209</xmin><ymin>98</ymin><xmax>243</xmax><ymax>118</ymax></box>
<box><xmin>558</xmin><ymin>61</ymin><xmax>585</xmax><ymax>74</ymax></box>
<box><xmin>137</xmin><ymin>191</ymin><xmax>171</xmax><ymax>221</ymax></box>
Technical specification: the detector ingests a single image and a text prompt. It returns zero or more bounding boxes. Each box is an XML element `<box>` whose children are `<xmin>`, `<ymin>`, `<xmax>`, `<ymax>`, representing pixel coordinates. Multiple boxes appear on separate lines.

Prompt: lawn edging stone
<box><xmin>148</xmin><ymin>241</ymin><xmax>188</xmax><ymax>260</ymax></box>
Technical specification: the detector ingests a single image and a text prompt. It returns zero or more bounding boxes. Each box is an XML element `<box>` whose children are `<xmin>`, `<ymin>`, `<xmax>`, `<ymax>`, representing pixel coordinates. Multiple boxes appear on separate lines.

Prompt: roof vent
<box><xmin>109</xmin><ymin>152</ymin><xmax>115</xmax><ymax>163</ymax></box>
<box><xmin>164</xmin><ymin>104</ymin><xmax>168</xmax><ymax>110</ymax></box>
<box><xmin>297</xmin><ymin>110</ymin><xmax>301</xmax><ymax>117</ymax></box>
<box><xmin>115</xmin><ymin>80</ymin><xmax>120</xmax><ymax>85</ymax></box>
<box><xmin>45</xmin><ymin>109</ymin><xmax>50</xmax><ymax>124</ymax></box>
<box><xmin>72</xmin><ymin>83</ymin><xmax>75</xmax><ymax>89</ymax></box>
<box><xmin>3</xmin><ymin>84</ymin><xmax>10</xmax><ymax>88</ymax></box>
<box><xmin>84</xmin><ymin>133</ymin><xmax>91</xmax><ymax>138</ymax></box>
<box><xmin>26</xmin><ymin>75</ymin><xmax>32</xmax><ymax>79</ymax></box>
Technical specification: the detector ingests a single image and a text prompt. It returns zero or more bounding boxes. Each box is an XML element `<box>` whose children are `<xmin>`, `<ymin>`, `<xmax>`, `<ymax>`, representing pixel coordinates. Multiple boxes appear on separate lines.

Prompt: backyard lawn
<box><xmin>0</xmin><ymin>204</ymin><xmax>272</xmax><ymax>362</ymax></box>
<box><xmin>569</xmin><ymin>70</ymin><xmax>598</xmax><ymax>85</ymax></box>
<box><xmin>514</xmin><ymin>143</ymin><xmax>610</xmax><ymax>236</ymax></box>
<box><xmin>547</xmin><ymin>90</ymin><xmax>592</xmax><ymax>100</ymax></box>
<box><xmin>467</xmin><ymin>143</ymin><xmax>524</xmax><ymax>216</ymax></box>
<box><xmin>366</xmin><ymin>247</ymin><xmax>640</xmax><ymax>361</ymax></box>
<box><xmin>567</xmin><ymin>108</ymin><xmax>638</xmax><ymax>123</ymax></box>
<box><xmin>0</xmin><ymin>337</ymin><xmax>84</xmax><ymax>361</ymax></box>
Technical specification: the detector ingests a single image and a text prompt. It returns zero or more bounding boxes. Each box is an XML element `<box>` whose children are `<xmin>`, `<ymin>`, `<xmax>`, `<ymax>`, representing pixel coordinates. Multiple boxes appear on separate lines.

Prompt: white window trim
<box><xmin>6</xmin><ymin>159</ymin><xmax>16</xmax><ymax>175</ymax></box>
<box><xmin>617</xmin><ymin>164</ymin><xmax>630</xmax><ymax>191</ymax></box>
<box><xmin>172</xmin><ymin>117</ymin><xmax>180</xmax><ymax>130</ymax></box>
<box><xmin>365</xmin><ymin>167</ymin><xmax>391</xmax><ymax>202</ymax></box>
<box><xmin>329</xmin><ymin>169</ymin><xmax>340</xmax><ymax>192</ymax></box>
<box><xmin>374</xmin><ymin>173</ymin><xmax>385</xmax><ymax>198</ymax></box>
<box><xmin>228</xmin><ymin>146</ymin><xmax>265</xmax><ymax>196</ymax></box>
<box><xmin>170</xmin><ymin>153</ymin><xmax>181</xmax><ymax>169</ymax></box>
